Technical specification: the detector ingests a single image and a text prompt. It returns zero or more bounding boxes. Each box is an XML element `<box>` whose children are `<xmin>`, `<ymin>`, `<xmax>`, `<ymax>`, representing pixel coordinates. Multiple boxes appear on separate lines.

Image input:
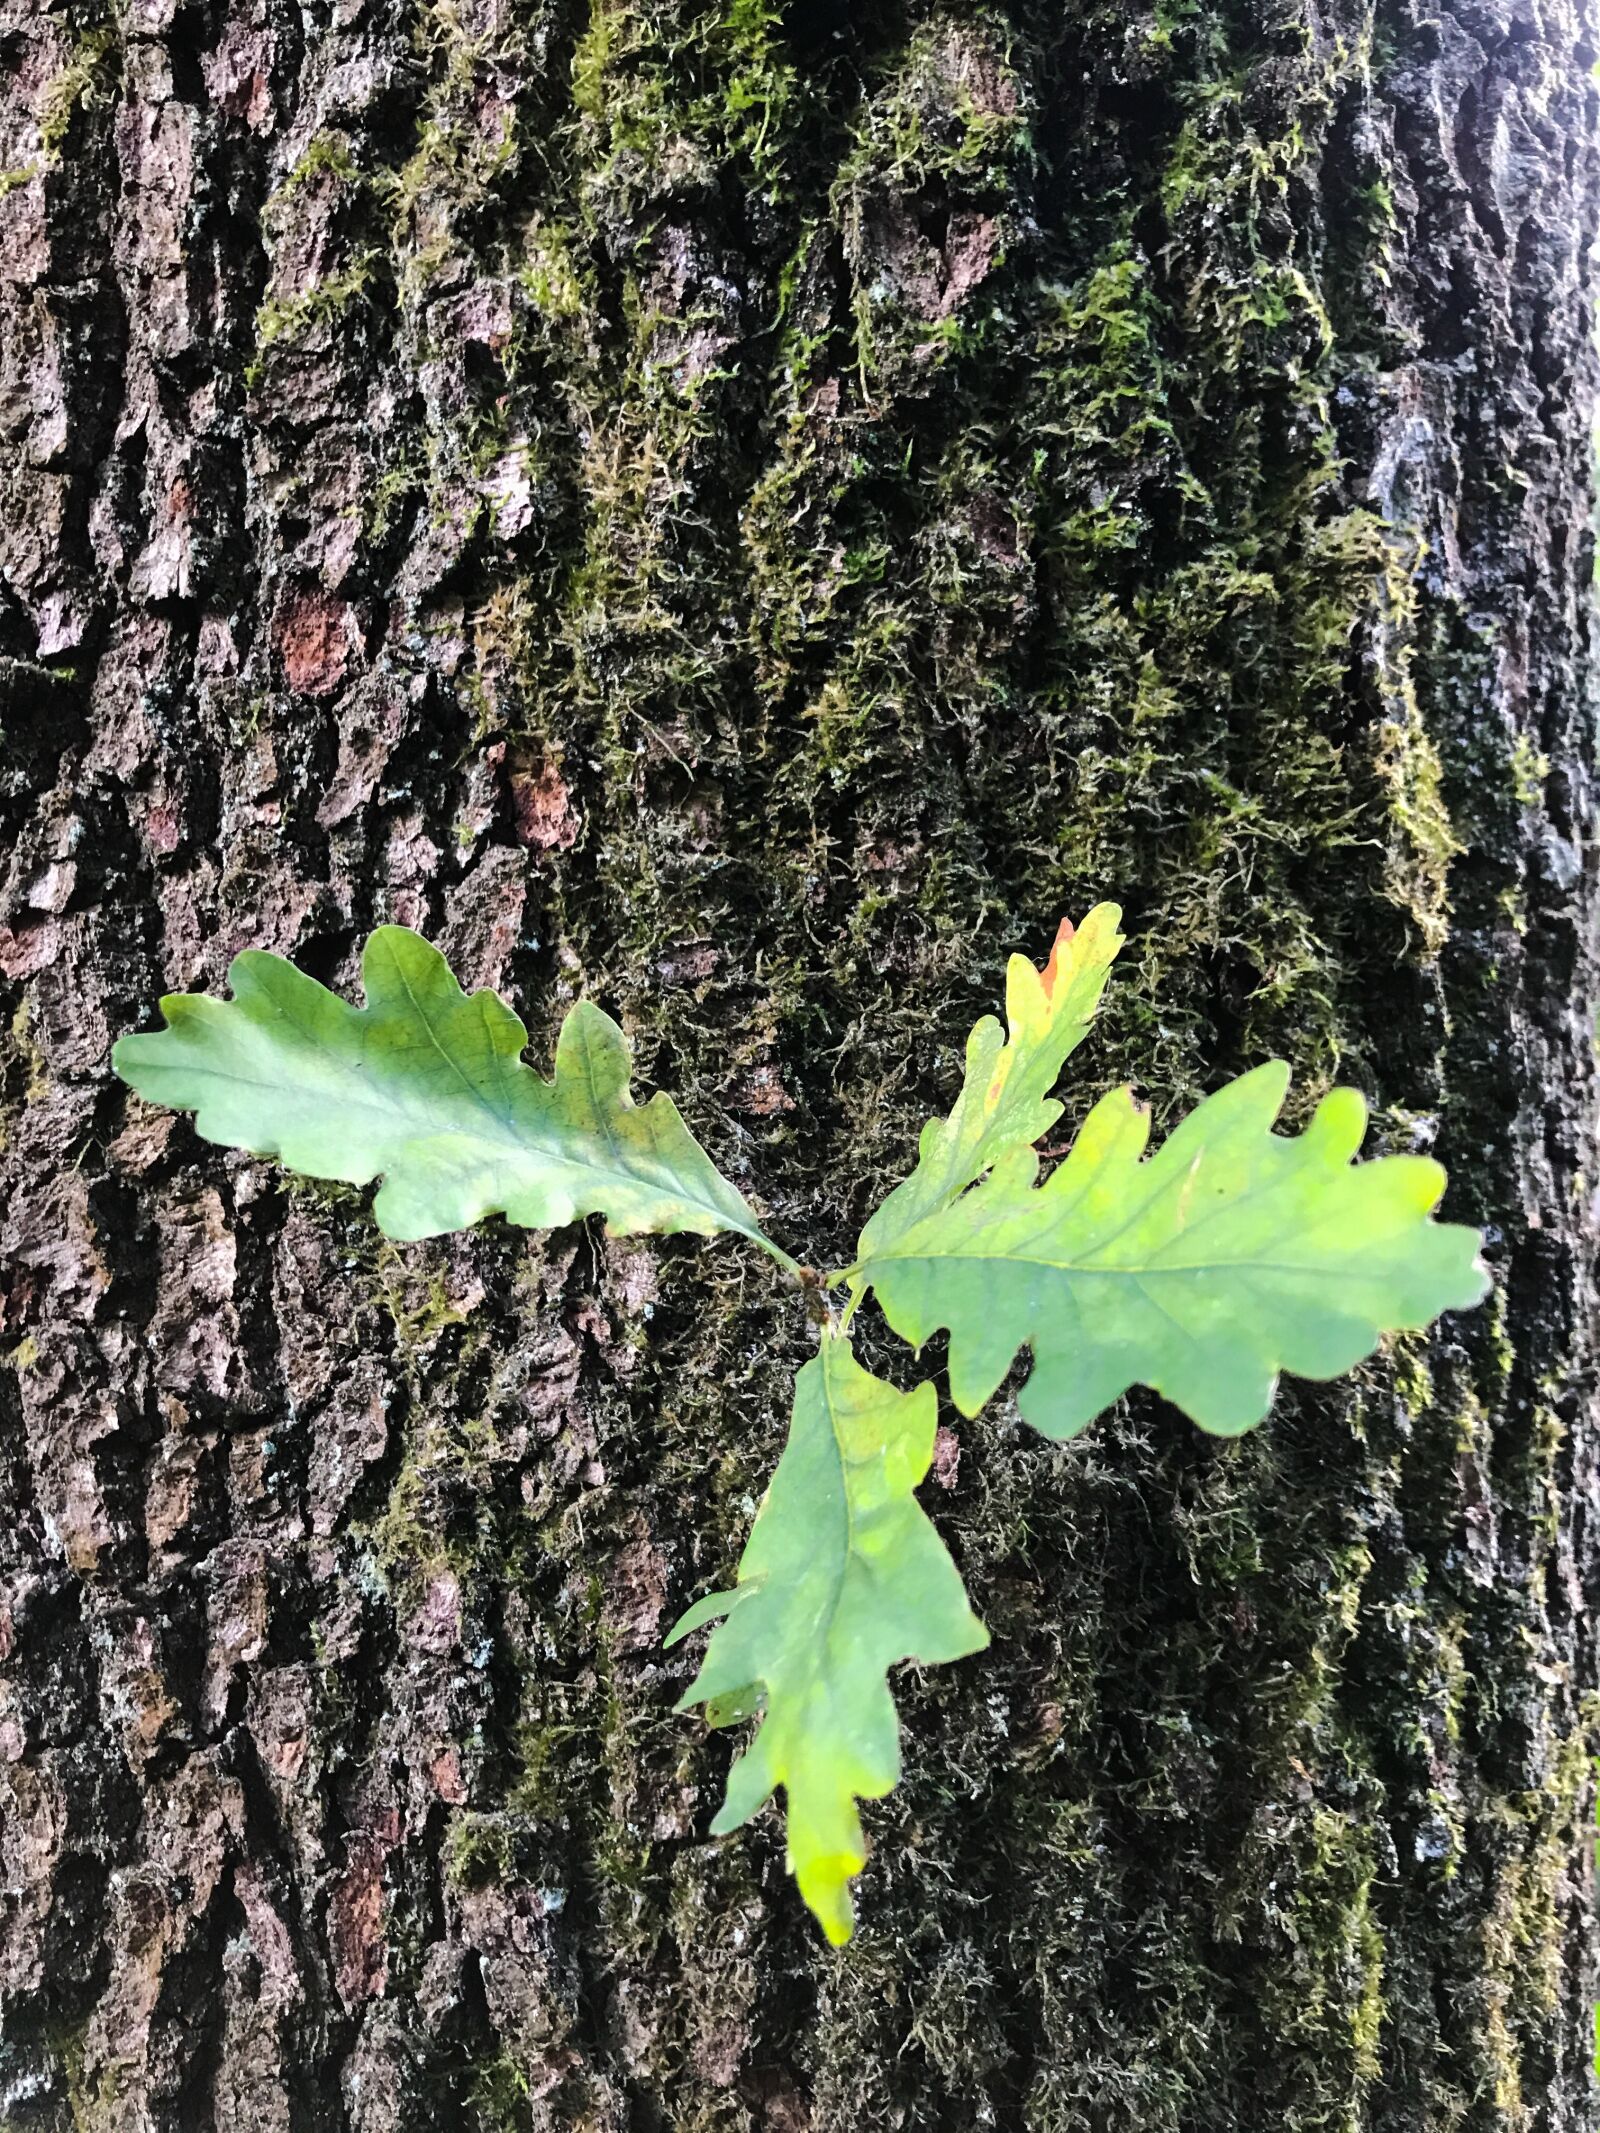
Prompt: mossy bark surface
<box><xmin>1</xmin><ymin>1</ymin><xmax>1597</xmax><ymax>2128</ymax></box>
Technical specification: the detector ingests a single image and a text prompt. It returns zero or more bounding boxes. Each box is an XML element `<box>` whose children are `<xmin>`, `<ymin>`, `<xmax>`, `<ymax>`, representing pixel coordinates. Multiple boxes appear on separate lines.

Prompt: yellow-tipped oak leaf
<box><xmin>668</xmin><ymin>1328</ymin><xmax>988</xmax><ymax>1943</ymax></box>
<box><xmin>856</xmin><ymin>902</ymin><xmax>1124</xmax><ymax>1260</ymax></box>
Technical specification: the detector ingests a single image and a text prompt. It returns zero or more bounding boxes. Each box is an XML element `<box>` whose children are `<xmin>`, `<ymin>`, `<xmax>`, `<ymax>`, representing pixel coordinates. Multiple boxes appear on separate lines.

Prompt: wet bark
<box><xmin>1</xmin><ymin>1</ymin><xmax>1597</xmax><ymax>2128</ymax></box>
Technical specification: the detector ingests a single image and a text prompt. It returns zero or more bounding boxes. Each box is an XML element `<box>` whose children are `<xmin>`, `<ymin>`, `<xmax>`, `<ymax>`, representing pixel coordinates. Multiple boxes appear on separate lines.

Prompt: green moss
<box><xmin>1368</xmin><ymin>535</ymin><xmax>1459</xmax><ymax>953</ymax></box>
<box><xmin>246</xmin><ymin>257</ymin><xmax>384</xmax><ymax>388</ymax></box>
<box><xmin>63</xmin><ymin>2037</ymin><xmax>124</xmax><ymax>2133</ymax></box>
<box><xmin>507</xmin><ymin>1707</ymin><xmax>585</xmax><ymax>1823</ymax></box>
<box><xmin>264</xmin><ymin>131</ymin><xmax>367</xmax><ymax>221</ymax></box>
<box><xmin>37</xmin><ymin>24</ymin><xmax>117</xmax><ymax>158</ymax></box>
<box><xmin>444</xmin><ymin>1813</ymin><xmax>516</xmax><ymax>1890</ymax></box>
<box><xmin>516</xmin><ymin>219</ymin><xmax>587</xmax><ymax>324</ymax></box>
<box><xmin>373</xmin><ymin>1244</ymin><xmax>470</xmax><ymax>1353</ymax></box>
<box><xmin>570</xmin><ymin>0</ymin><xmax>797</xmax><ymax>200</ymax></box>
<box><xmin>1509</xmin><ymin>730</ymin><xmax>1550</xmax><ymax>807</ymax></box>
<box><xmin>361</xmin><ymin>1441</ymin><xmax>449</xmax><ymax>1594</ymax></box>
<box><xmin>570</xmin><ymin>2</ymin><xmax>620</xmax><ymax>122</ymax></box>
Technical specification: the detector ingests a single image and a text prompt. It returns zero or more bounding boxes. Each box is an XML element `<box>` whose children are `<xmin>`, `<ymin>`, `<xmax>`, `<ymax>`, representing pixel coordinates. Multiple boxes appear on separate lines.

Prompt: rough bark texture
<box><xmin>1</xmin><ymin>1</ymin><xmax>1597</xmax><ymax>2128</ymax></box>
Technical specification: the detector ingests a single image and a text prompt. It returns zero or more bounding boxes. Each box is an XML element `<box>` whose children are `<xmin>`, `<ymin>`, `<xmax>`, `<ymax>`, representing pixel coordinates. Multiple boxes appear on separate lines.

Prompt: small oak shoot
<box><xmin>114</xmin><ymin>906</ymin><xmax>1488</xmax><ymax>1944</ymax></box>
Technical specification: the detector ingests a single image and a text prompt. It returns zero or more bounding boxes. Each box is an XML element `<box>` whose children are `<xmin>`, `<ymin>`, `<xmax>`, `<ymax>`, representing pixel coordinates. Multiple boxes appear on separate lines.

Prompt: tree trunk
<box><xmin>1</xmin><ymin>0</ymin><xmax>1597</xmax><ymax>2127</ymax></box>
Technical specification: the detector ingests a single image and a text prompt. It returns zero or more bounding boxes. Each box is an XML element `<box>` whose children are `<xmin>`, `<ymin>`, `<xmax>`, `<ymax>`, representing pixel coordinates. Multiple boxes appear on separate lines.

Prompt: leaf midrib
<box><xmin>159</xmin><ymin>1019</ymin><xmax>753</xmax><ymax>1234</ymax></box>
<box><xmin>864</xmin><ymin>1249</ymin><xmax>1379</xmax><ymax>1279</ymax></box>
<box><xmin>776</xmin><ymin>1347</ymin><xmax>874</xmax><ymax>1732</ymax></box>
<box><xmin>866</xmin><ymin>1120</ymin><xmax>1343</xmax><ymax>1282</ymax></box>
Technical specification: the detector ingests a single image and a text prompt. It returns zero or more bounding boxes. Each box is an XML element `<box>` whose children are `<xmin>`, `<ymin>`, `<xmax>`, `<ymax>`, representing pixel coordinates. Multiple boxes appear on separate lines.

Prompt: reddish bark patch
<box><xmin>329</xmin><ymin>1835</ymin><xmax>392</xmax><ymax>2008</ymax></box>
<box><xmin>603</xmin><ymin>1521</ymin><xmax>668</xmax><ymax>1655</ymax></box>
<box><xmin>429</xmin><ymin>1748</ymin><xmax>468</xmax><ymax>1805</ymax></box>
<box><xmin>737</xmin><ymin>1064</ymin><xmax>796</xmax><ymax>1117</ymax></box>
<box><xmin>273</xmin><ymin>587</ymin><xmax>362</xmax><ymax>697</ymax></box>
<box><xmin>939</xmin><ymin>209</ymin><xmax>1000</xmax><ymax>312</ymax></box>
<box><xmin>407</xmin><ymin>1571</ymin><xmax>464</xmax><ymax>1658</ymax></box>
<box><xmin>0</xmin><ymin>919</ymin><xmax>59</xmax><ymax>979</ymax></box>
<box><xmin>507</xmin><ymin>751</ymin><xmax>579</xmax><ymax>851</ymax></box>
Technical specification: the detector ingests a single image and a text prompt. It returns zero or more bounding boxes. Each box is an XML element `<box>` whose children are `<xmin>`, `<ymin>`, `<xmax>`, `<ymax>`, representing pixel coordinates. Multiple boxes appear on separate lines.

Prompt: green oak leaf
<box><xmin>668</xmin><ymin>1328</ymin><xmax>988</xmax><ymax>1944</ymax></box>
<box><xmin>113</xmin><ymin>926</ymin><xmax>778</xmax><ymax>1254</ymax></box>
<box><xmin>857</xmin><ymin>902</ymin><xmax>1125</xmax><ymax>1260</ymax></box>
<box><xmin>853</xmin><ymin>1061</ymin><xmax>1489</xmax><ymax>1438</ymax></box>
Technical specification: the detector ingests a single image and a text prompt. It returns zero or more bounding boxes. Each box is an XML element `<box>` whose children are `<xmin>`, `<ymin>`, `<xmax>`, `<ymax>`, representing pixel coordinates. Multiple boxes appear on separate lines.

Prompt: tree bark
<box><xmin>1</xmin><ymin>0</ymin><xmax>1597</xmax><ymax>2127</ymax></box>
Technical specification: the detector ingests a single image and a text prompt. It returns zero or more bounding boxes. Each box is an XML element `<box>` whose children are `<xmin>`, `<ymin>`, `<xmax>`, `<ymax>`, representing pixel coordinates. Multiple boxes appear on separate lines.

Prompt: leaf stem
<box><xmin>745</xmin><ymin>1227</ymin><xmax>806</xmax><ymax>1281</ymax></box>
